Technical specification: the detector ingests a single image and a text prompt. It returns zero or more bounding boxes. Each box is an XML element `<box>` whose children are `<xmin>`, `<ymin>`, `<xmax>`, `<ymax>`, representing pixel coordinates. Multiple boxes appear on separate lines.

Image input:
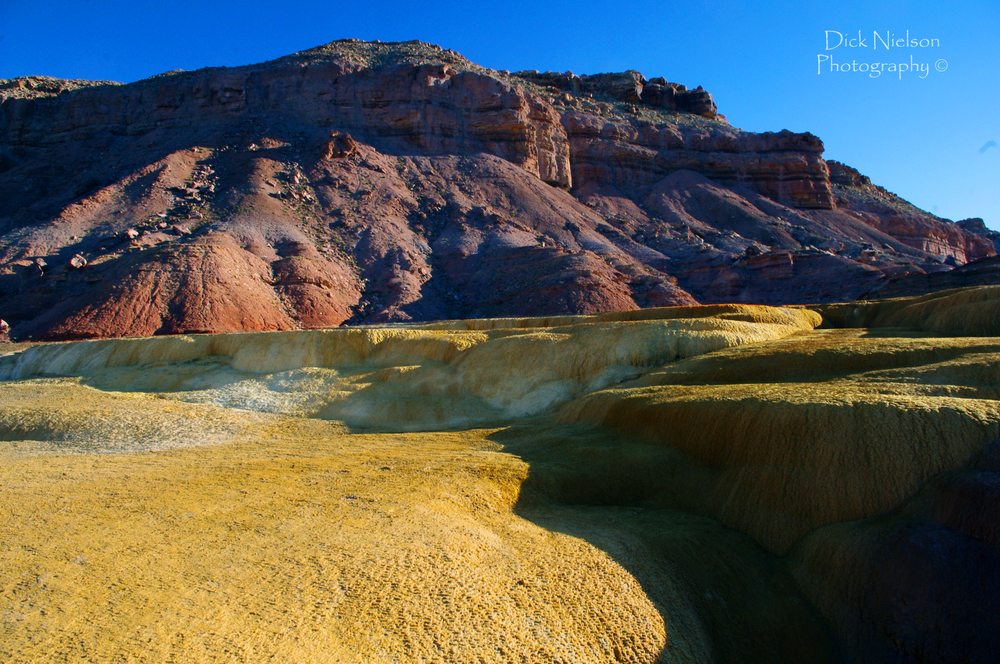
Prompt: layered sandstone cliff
<box><xmin>827</xmin><ymin>160</ymin><xmax>995</xmax><ymax>264</ymax></box>
<box><xmin>0</xmin><ymin>40</ymin><xmax>990</xmax><ymax>340</ymax></box>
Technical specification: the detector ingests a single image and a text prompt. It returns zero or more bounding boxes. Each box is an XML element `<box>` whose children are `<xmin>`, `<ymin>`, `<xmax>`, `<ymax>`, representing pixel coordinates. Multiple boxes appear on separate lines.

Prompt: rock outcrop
<box><xmin>513</xmin><ymin>69</ymin><xmax>719</xmax><ymax>117</ymax></box>
<box><xmin>957</xmin><ymin>216</ymin><xmax>1000</xmax><ymax>254</ymax></box>
<box><xmin>861</xmin><ymin>255</ymin><xmax>1000</xmax><ymax>300</ymax></box>
<box><xmin>563</xmin><ymin>114</ymin><xmax>834</xmax><ymax>209</ymax></box>
<box><xmin>0</xmin><ymin>40</ymin><xmax>993</xmax><ymax>340</ymax></box>
<box><xmin>827</xmin><ymin>161</ymin><xmax>995</xmax><ymax>264</ymax></box>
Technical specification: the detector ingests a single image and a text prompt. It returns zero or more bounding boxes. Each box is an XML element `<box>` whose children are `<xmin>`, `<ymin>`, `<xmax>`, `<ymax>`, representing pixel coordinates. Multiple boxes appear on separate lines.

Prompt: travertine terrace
<box><xmin>3</xmin><ymin>287</ymin><xmax>1000</xmax><ymax>662</ymax></box>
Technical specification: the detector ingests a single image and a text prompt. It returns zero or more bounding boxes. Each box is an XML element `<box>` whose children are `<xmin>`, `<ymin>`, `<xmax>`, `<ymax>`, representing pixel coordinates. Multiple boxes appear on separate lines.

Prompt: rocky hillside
<box><xmin>0</xmin><ymin>39</ymin><xmax>992</xmax><ymax>340</ymax></box>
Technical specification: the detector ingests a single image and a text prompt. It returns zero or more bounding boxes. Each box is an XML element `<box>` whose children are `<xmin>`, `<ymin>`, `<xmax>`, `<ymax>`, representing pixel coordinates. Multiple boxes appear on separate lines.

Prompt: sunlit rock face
<box><xmin>1</xmin><ymin>41</ymin><xmax>992</xmax><ymax>341</ymax></box>
<box><xmin>3</xmin><ymin>288</ymin><xmax>1000</xmax><ymax>662</ymax></box>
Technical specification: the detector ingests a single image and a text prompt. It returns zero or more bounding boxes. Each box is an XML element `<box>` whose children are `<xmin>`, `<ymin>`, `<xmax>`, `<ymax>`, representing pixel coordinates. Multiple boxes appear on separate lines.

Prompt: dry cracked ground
<box><xmin>3</xmin><ymin>286</ymin><xmax>1000</xmax><ymax>663</ymax></box>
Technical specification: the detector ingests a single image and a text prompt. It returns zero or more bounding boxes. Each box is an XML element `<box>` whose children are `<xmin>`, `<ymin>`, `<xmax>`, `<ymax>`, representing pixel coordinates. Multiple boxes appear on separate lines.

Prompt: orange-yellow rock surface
<box><xmin>3</xmin><ymin>290</ymin><xmax>1000</xmax><ymax>663</ymax></box>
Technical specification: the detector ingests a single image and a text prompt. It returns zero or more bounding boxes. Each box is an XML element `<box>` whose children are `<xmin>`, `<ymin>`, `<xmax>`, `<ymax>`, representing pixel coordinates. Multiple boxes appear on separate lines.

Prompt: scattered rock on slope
<box><xmin>0</xmin><ymin>39</ymin><xmax>991</xmax><ymax>340</ymax></box>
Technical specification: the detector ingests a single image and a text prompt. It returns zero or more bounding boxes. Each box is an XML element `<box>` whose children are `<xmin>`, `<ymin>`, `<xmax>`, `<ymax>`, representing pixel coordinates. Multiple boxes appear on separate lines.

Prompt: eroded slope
<box><xmin>2</xmin><ymin>40</ymin><xmax>991</xmax><ymax>340</ymax></box>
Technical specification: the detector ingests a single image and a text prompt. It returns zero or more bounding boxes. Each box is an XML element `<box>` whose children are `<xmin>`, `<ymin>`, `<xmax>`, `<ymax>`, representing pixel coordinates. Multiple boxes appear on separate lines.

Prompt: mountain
<box><xmin>0</xmin><ymin>39</ymin><xmax>992</xmax><ymax>340</ymax></box>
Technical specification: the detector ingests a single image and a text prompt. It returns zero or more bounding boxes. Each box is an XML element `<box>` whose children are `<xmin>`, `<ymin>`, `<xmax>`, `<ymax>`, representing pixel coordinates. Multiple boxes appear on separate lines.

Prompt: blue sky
<box><xmin>2</xmin><ymin>0</ymin><xmax>997</xmax><ymax>228</ymax></box>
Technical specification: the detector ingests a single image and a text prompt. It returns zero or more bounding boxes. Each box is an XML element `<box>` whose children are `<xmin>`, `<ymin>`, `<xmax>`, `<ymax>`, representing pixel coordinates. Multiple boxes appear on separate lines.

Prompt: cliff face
<box><xmin>563</xmin><ymin>115</ymin><xmax>834</xmax><ymax>209</ymax></box>
<box><xmin>827</xmin><ymin>161</ymin><xmax>995</xmax><ymax>265</ymax></box>
<box><xmin>0</xmin><ymin>40</ymin><xmax>991</xmax><ymax>340</ymax></box>
<box><xmin>0</xmin><ymin>51</ymin><xmax>571</xmax><ymax>187</ymax></box>
<box><xmin>514</xmin><ymin>67</ymin><xmax>835</xmax><ymax>209</ymax></box>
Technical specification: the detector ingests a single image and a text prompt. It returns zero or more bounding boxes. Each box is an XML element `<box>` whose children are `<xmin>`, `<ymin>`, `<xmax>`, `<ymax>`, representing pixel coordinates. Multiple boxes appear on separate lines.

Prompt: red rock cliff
<box><xmin>0</xmin><ymin>40</ymin><xmax>991</xmax><ymax>339</ymax></box>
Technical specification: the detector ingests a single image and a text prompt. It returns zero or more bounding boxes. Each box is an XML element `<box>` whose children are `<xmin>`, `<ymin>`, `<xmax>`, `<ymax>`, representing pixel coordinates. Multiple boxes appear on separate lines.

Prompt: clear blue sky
<box><xmin>2</xmin><ymin>0</ymin><xmax>997</xmax><ymax>229</ymax></box>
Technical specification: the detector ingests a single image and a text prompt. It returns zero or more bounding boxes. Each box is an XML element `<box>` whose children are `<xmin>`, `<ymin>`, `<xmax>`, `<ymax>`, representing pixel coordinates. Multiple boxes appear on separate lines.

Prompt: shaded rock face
<box><xmin>0</xmin><ymin>59</ymin><xmax>571</xmax><ymax>189</ymax></box>
<box><xmin>513</xmin><ymin>69</ymin><xmax>718</xmax><ymax>117</ymax></box>
<box><xmin>827</xmin><ymin>161</ymin><xmax>995</xmax><ymax>265</ymax></box>
<box><xmin>792</xmin><ymin>441</ymin><xmax>1000</xmax><ymax>664</ymax></box>
<box><xmin>957</xmin><ymin>217</ymin><xmax>1000</xmax><ymax>254</ymax></box>
<box><xmin>564</xmin><ymin>114</ymin><xmax>834</xmax><ymax>209</ymax></box>
<box><xmin>0</xmin><ymin>39</ymin><xmax>992</xmax><ymax>339</ymax></box>
<box><xmin>862</xmin><ymin>254</ymin><xmax>1000</xmax><ymax>299</ymax></box>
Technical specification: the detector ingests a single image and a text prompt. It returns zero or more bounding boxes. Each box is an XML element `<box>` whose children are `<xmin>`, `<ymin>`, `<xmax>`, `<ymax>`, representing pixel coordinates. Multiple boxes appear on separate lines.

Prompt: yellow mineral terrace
<box><xmin>2</xmin><ymin>288</ymin><xmax>1000</xmax><ymax>663</ymax></box>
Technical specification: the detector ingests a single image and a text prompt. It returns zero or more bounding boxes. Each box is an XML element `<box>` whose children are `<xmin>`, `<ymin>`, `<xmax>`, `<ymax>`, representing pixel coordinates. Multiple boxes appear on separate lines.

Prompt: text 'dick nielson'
<box><xmin>817</xmin><ymin>30</ymin><xmax>947</xmax><ymax>79</ymax></box>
